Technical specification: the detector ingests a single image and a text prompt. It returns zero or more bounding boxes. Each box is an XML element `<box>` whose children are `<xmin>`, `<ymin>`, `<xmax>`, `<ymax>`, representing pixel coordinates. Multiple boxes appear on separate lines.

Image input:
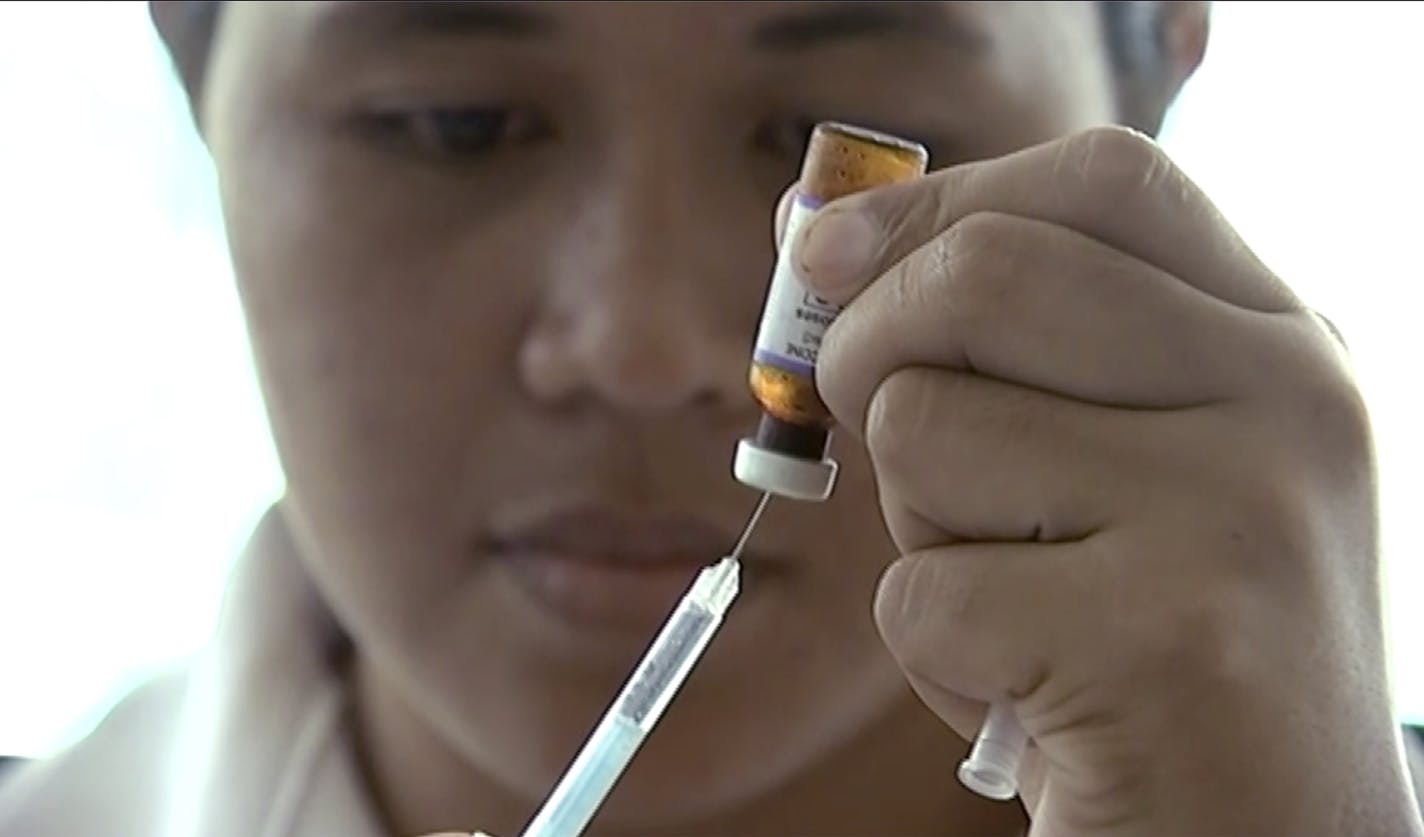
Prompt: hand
<box><xmin>790</xmin><ymin>126</ymin><xmax>1424</xmax><ymax>835</ymax></box>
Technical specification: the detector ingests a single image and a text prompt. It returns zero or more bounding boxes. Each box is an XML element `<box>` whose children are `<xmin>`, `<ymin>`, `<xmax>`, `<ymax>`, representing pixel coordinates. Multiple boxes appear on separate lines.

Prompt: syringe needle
<box><xmin>728</xmin><ymin>492</ymin><xmax>771</xmax><ymax>562</ymax></box>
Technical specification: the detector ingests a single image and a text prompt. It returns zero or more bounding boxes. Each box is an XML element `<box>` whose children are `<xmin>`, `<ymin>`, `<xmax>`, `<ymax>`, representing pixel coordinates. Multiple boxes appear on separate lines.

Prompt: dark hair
<box><xmin>156</xmin><ymin>1</ymin><xmax>1180</xmax><ymax>134</ymax></box>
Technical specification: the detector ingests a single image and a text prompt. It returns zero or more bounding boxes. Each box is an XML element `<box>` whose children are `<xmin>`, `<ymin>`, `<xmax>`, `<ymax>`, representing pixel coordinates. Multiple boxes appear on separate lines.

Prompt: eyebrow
<box><xmin>312</xmin><ymin>1</ymin><xmax>556</xmax><ymax>48</ymax></box>
<box><xmin>751</xmin><ymin>1</ymin><xmax>991</xmax><ymax>54</ymax></box>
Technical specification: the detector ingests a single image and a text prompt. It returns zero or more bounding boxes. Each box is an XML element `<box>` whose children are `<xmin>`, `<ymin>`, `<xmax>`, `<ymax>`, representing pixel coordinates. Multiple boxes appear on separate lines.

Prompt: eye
<box><xmin>352</xmin><ymin>105</ymin><xmax>550</xmax><ymax>159</ymax></box>
<box><xmin>752</xmin><ymin>116</ymin><xmax>820</xmax><ymax>160</ymax></box>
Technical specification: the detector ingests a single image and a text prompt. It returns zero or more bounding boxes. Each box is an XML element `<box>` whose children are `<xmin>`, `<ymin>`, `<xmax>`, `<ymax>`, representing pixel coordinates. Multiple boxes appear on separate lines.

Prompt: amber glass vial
<box><xmin>734</xmin><ymin>122</ymin><xmax>928</xmax><ymax>501</ymax></box>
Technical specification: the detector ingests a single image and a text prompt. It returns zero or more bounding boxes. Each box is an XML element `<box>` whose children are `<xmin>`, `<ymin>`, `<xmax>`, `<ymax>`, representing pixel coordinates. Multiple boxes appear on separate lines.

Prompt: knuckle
<box><xmin>1127</xmin><ymin>488</ymin><xmax>1324</xmax><ymax>693</ymax></box>
<box><xmin>936</xmin><ymin>211</ymin><xmax>1023</xmax><ymax>320</ymax></box>
<box><xmin>1291</xmin><ymin>369</ymin><xmax>1374</xmax><ymax>468</ymax></box>
<box><xmin>946</xmin><ymin>210</ymin><xmax>1020</xmax><ymax>261</ymax></box>
<box><xmin>881</xmin><ymin>243</ymin><xmax>942</xmax><ymax>321</ymax></box>
<box><xmin>1146</xmin><ymin>589</ymin><xmax>1259</xmax><ymax>694</ymax></box>
<box><xmin>875</xmin><ymin>554</ymin><xmax>976</xmax><ymax>674</ymax></box>
<box><xmin>849</xmin><ymin>178</ymin><xmax>940</xmax><ymax>271</ymax></box>
<box><xmin>1308</xmin><ymin>308</ymin><xmax>1351</xmax><ymax>355</ymax></box>
<box><xmin>1211</xmin><ymin>473</ymin><xmax>1332</xmax><ymax>606</ymax></box>
<box><xmin>863</xmin><ymin>367</ymin><xmax>934</xmax><ymax>472</ymax></box>
<box><xmin>1118</xmin><ymin>546</ymin><xmax>1261</xmax><ymax>691</ymax></box>
<box><xmin>1260</xmin><ymin>314</ymin><xmax>1374</xmax><ymax>480</ymax></box>
<box><xmin>1069</xmin><ymin>125</ymin><xmax>1174</xmax><ymax>201</ymax></box>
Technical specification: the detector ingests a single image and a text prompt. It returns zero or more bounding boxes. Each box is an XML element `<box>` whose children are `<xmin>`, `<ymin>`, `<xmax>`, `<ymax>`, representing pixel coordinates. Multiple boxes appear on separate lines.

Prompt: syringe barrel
<box><xmin>519</xmin><ymin>559</ymin><xmax>740</xmax><ymax>837</ymax></box>
<box><xmin>517</xmin><ymin>713</ymin><xmax>644</xmax><ymax>837</ymax></box>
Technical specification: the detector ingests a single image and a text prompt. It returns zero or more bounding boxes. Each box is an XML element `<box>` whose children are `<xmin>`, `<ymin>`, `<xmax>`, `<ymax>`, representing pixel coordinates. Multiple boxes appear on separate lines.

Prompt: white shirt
<box><xmin>0</xmin><ymin>509</ymin><xmax>388</xmax><ymax>837</ymax></box>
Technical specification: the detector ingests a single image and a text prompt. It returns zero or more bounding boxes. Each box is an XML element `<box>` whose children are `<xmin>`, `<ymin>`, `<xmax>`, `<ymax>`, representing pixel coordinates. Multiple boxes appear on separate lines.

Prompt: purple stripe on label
<box><xmin>754</xmin><ymin>349</ymin><xmax>817</xmax><ymax>377</ymax></box>
<box><xmin>794</xmin><ymin>193</ymin><xmax>825</xmax><ymax>210</ymax></box>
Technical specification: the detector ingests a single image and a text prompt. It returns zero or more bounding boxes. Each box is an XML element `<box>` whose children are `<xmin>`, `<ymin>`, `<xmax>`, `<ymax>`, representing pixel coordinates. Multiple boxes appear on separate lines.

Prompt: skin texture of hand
<box><xmin>786</xmin><ymin>126</ymin><xmax>1424</xmax><ymax>836</ymax></box>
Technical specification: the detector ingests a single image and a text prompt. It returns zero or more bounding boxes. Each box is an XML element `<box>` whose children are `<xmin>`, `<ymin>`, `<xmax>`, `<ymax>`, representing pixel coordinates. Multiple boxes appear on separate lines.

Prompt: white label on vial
<box><xmin>753</xmin><ymin>194</ymin><xmax>838</xmax><ymax>377</ymax></box>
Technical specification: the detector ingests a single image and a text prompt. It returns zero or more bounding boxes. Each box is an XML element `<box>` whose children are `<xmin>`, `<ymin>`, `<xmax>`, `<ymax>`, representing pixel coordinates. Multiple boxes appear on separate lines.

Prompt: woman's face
<box><xmin>203</xmin><ymin>0</ymin><xmax>1116</xmax><ymax>824</ymax></box>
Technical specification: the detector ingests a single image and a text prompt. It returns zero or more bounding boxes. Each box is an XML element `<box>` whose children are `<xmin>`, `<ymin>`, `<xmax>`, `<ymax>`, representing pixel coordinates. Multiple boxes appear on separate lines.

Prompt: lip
<box><xmin>483</xmin><ymin>505</ymin><xmax>761</xmax><ymax>633</ymax></box>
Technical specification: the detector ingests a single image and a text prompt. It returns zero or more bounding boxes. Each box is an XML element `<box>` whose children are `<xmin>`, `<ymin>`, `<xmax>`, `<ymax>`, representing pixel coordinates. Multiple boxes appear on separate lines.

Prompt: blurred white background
<box><xmin>0</xmin><ymin>1</ymin><xmax>1420</xmax><ymax>758</ymax></box>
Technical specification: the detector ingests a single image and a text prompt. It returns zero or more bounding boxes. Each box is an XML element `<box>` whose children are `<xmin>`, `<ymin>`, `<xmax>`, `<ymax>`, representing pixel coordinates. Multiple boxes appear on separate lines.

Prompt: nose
<box><xmin>519</xmin><ymin>164</ymin><xmax>750</xmax><ymax>417</ymax></box>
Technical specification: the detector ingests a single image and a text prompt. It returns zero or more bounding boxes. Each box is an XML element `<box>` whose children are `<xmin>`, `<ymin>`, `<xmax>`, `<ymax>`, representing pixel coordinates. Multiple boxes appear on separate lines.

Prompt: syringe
<box><xmin>516</xmin><ymin>493</ymin><xmax>772</xmax><ymax>837</ymax></box>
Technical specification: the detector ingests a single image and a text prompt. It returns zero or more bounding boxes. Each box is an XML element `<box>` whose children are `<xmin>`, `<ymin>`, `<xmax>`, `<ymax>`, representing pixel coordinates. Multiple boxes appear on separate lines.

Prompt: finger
<box><xmin>818</xmin><ymin>212</ymin><xmax>1262</xmax><ymax>438</ymax></box>
<box><xmin>862</xmin><ymin>366</ymin><xmax>1148</xmax><ymax>548</ymax></box>
<box><xmin>877</xmin><ymin>480</ymin><xmax>955</xmax><ymax>555</ymax></box>
<box><xmin>772</xmin><ymin>181</ymin><xmax>796</xmax><ymax>247</ymax></box>
<box><xmin>874</xmin><ymin>539</ymin><xmax>1100</xmax><ymax>716</ymax></box>
<box><xmin>792</xmin><ymin>126</ymin><xmax>1300</xmax><ymax>314</ymax></box>
<box><xmin>903</xmin><ymin>670</ymin><xmax>988</xmax><ymax>755</ymax></box>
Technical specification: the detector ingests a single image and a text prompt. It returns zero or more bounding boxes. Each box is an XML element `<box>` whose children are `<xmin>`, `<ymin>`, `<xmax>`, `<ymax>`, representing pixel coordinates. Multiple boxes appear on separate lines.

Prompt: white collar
<box><xmin>160</xmin><ymin>507</ymin><xmax>386</xmax><ymax>837</ymax></box>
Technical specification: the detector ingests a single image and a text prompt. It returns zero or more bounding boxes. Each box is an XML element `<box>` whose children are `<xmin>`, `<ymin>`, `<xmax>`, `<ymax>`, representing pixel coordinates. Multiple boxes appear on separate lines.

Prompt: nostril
<box><xmin>518</xmin><ymin>327</ymin><xmax>580</xmax><ymax>404</ymax></box>
<box><xmin>689</xmin><ymin>388</ymin><xmax>723</xmax><ymax>413</ymax></box>
<box><xmin>589</xmin><ymin>352</ymin><xmax>698</xmax><ymax>412</ymax></box>
<box><xmin>519</xmin><ymin>289</ymin><xmax>745</xmax><ymax>415</ymax></box>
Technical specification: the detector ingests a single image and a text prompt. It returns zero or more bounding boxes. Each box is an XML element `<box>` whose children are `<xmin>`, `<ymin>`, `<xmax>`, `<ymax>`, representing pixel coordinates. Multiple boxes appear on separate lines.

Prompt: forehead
<box><xmin>229</xmin><ymin>1</ymin><xmax>1101</xmax><ymax>64</ymax></box>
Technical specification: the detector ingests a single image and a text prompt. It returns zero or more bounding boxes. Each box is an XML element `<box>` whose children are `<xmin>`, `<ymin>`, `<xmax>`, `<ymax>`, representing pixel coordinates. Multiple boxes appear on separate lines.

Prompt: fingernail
<box><xmin>795</xmin><ymin>208</ymin><xmax>878</xmax><ymax>298</ymax></box>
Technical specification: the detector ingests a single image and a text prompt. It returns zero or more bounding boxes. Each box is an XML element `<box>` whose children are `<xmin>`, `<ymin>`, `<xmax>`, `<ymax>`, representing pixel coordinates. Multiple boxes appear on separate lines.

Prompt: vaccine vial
<box><xmin>734</xmin><ymin>122</ymin><xmax>928</xmax><ymax>501</ymax></box>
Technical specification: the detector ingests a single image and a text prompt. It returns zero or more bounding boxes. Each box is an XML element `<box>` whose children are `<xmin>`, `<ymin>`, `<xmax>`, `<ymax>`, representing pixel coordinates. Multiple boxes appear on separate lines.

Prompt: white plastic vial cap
<box><xmin>733</xmin><ymin>438</ymin><xmax>838</xmax><ymax>502</ymax></box>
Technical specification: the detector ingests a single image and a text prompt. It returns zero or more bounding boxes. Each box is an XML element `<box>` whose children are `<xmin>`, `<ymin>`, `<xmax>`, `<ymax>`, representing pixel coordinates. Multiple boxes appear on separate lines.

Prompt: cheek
<box><xmin>218</xmin><ymin>137</ymin><xmax>550</xmax><ymax>583</ymax></box>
